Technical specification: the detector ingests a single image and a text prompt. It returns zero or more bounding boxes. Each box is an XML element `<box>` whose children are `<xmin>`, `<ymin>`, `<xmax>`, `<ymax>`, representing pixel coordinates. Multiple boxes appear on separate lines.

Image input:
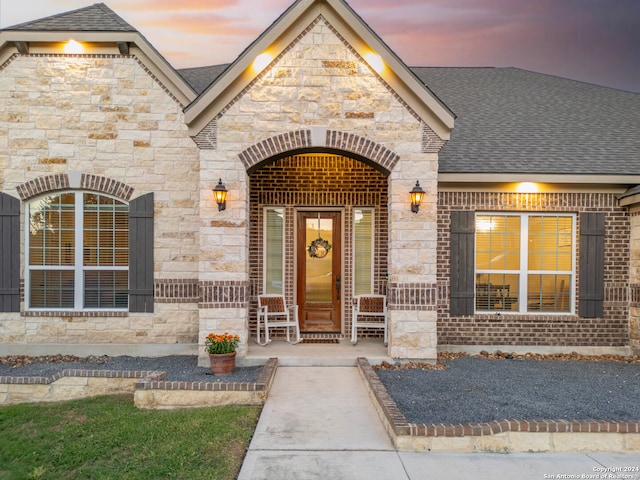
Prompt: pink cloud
<box><xmin>346</xmin><ymin>0</ymin><xmax>640</xmax><ymax>91</ymax></box>
<box><xmin>145</xmin><ymin>13</ymin><xmax>261</xmax><ymax>37</ymax></box>
<box><xmin>113</xmin><ymin>0</ymin><xmax>240</xmax><ymax>11</ymax></box>
<box><xmin>0</xmin><ymin>0</ymin><xmax>637</xmax><ymax>92</ymax></box>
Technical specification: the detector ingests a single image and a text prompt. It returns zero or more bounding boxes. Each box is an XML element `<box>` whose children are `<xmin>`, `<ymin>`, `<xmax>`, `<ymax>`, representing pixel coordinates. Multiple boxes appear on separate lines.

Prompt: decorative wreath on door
<box><xmin>307</xmin><ymin>237</ymin><xmax>332</xmax><ymax>259</ymax></box>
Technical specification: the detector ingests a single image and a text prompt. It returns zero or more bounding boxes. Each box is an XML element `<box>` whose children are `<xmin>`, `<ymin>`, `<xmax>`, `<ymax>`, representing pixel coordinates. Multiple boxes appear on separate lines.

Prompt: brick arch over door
<box><xmin>16</xmin><ymin>173</ymin><xmax>134</xmax><ymax>201</ymax></box>
<box><xmin>239</xmin><ymin>129</ymin><xmax>400</xmax><ymax>174</ymax></box>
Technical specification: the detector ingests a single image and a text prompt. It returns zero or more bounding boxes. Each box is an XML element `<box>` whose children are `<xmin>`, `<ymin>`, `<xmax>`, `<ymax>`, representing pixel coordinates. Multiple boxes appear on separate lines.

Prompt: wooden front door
<box><xmin>296</xmin><ymin>211</ymin><xmax>341</xmax><ymax>332</ymax></box>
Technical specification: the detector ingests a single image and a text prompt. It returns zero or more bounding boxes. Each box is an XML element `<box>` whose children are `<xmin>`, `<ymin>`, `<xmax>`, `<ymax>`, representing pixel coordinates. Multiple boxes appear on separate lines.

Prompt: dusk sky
<box><xmin>1</xmin><ymin>0</ymin><xmax>638</xmax><ymax>93</ymax></box>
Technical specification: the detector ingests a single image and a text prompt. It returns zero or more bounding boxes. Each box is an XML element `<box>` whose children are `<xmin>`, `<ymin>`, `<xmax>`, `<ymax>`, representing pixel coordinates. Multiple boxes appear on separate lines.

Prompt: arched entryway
<box><xmin>248</xmin><ymin>152</ymin><xmax>388</xmax><ymax>340</ymax></box>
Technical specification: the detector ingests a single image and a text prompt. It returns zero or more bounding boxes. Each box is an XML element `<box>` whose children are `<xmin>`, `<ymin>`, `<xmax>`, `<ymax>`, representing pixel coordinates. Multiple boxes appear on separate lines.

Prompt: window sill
<box><xmin>22</xmin><ymin>311</ymin><xmax>129</xmax><ymax>317</ymax></box>
<box><xmin>473</xmin><ymin>312</ymin><xmax>578</xmax><ymax>320</ymax></box>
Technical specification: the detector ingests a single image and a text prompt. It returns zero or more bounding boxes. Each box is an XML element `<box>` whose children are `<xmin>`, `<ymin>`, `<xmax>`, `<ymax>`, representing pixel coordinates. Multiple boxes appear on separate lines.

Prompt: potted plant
<box><xmin>204</xmin><ymin>332</ymin><xmax>240</xmax><ymax>375</ymax></box>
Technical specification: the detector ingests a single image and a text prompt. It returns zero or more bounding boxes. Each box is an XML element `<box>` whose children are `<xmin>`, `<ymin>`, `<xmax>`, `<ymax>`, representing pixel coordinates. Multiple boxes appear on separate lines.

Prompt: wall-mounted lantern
<box><xmin>410</xmin><ymin>181</ymin><xmax>425</xmax><ymax>213</ymax></box>
<box><xmin>213</xmin><ymin>179</ymin><xmax>227</xmax><ymax>211</ymax></box>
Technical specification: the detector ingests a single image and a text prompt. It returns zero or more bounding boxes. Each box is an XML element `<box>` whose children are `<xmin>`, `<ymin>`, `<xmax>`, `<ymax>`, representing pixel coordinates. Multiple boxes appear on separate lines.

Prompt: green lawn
<box><xmin>0</xmin><ymin>395</ymin><xmax>261</xmax><ymax>480</ymax></box>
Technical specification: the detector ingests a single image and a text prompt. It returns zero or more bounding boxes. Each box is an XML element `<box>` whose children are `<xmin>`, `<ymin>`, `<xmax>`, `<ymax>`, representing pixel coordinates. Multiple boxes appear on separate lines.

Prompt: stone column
<box><xmin>198</xmin><ymin>151</ymin><xmax>250</xmax><ymax>367</ymax></box>
<box><xmin>386</xmin><ymin>154</ymin><xmax>439</xmax><ymax>360</ymax></box>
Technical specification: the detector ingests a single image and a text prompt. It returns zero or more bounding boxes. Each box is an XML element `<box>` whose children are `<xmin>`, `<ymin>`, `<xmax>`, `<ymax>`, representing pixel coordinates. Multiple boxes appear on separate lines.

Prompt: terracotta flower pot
<box><xmin>209</xmin><ymin>352</ymin><xmax>236</xmax><ymax>375</ymax></box>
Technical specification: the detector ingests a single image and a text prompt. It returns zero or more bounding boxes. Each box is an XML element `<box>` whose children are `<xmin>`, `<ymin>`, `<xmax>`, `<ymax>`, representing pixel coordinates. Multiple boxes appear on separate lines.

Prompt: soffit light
<box><xmin>63</xmin><ymin>40</ymin><xmax>84</xmax><ymax>54</ymax></box>
<box><xmin>516</xmin><ymin>182</ymin><xmax>539</xmax><ymax>193</ymax></box>
<box><xmin>252</xmin><ymin>53</ymin><xmax>272</xmax><ymax>73</ymax></box>
<box><xmin>364</xmin><ymin>52</ymin><xmax>384</xmax><ymax>73</ymax></box>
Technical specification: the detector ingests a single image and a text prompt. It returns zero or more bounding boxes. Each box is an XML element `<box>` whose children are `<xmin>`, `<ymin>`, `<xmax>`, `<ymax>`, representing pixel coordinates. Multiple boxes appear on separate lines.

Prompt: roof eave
<box><xmin>618</xmin><ymin>185</ymin><xmax>640</xmax><ymax>207</ymax></box>
<box><xmin>438</xmin><ymin>173</ymin><xmax>640</xmax><ymax>185</ymax></box>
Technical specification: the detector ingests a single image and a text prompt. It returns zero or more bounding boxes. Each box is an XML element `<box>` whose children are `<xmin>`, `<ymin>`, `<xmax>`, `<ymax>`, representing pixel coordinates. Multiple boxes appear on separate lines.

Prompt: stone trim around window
<box><xmin>16</xmin><ymin>174</ymin><xmax>70</xmax><ymax>200</ymax></box>
<box><xmin>16</xmin><ymin>174</ymin><xmax>134</xmax><ymax>201</ymax></box>
<box><xmin>22</xmin><ymin>311</ymin><xmax>128</xmax><ymax>317</ymax></box>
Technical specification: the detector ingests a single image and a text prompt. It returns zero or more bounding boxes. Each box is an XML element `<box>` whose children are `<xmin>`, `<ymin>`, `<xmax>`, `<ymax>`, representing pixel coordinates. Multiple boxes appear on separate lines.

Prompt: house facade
<box><xmin>0</xmin><ymin>0</ymin><xmax>638</xmax><ymax>365</ymax></box>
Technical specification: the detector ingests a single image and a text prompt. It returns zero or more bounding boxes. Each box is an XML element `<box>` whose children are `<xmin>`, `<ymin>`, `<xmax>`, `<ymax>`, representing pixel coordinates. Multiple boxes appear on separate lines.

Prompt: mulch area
<box><xmin>0</xmin><ymin>354</ymin><xmax>111</xmax><ymax>369</ymax></box>
<box><xmin>4</xmin><ymin>350</ymin><xmax>639</xmax><ymax>370</ymax></box>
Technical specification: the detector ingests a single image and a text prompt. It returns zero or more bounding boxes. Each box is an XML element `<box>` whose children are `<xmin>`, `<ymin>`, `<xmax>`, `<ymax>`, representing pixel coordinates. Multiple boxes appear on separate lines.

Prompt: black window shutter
<box><xmin>0</xmin><ymin>192</ymin><xmax>20</xmax><ymax>312</ymax></box>
<box><xmin>129</xmin><ymin>193</ymin><xmax>154</xmax><ymax>313</ymax></box>
<box><xmin>579</xmin><ymin>212</ymin><xmax>604</xmax><ymax>318</ymax></box>
<box><xmin>450</xmin><ymin>210</ymin><xmax>475</xmax><ymax>315</ymax></box>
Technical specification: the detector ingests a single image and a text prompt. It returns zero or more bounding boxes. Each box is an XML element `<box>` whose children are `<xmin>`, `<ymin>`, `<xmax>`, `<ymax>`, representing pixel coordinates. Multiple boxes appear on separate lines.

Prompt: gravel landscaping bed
<box><xmin>4</xmin><ymin>353</ymin><xmax>639</xmax><ymax>425</ymax></box>
<box><xmin>0</xmin><ymin>355</ymin><xmax>262</xmax><ymax>383</ymax></box>
<box><xmin>375</xmin><ymin>354</ymin><xmax>640</xmax><ymax>424</ymax></box>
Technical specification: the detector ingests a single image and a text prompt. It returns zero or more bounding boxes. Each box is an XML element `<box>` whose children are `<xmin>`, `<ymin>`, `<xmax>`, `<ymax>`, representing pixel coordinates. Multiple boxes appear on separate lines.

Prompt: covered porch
<box><xmin>247</xmin><ymin>152</ymin><xmax>389</xmax><ymax>345</ymax></box>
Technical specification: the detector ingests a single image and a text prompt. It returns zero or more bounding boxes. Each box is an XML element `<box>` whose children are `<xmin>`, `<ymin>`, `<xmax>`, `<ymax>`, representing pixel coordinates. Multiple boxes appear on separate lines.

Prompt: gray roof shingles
<box><xmin>3</xmin><ymin>3</ymin><xmax>136</xmax><ymax>32</ymax></box>
<box><xmin>180</xmin><ymin>65</ymin><xmax>640</xmax><ymax>176</ymax></box>
<box><xmin>178</xmin><ymin>65</ymin><xmax>230</xmax><ymax>96</ymax></box>
<box><xmin>412</xmin><ymin>67</ymin><xmax>640</xmax><ymax>175</ymax></box>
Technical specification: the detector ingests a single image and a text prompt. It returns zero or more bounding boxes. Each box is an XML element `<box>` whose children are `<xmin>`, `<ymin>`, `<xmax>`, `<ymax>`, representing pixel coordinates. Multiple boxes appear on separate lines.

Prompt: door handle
<box><xmin>336</xmin><ymin>275</ymin><xmax>341</xmax><ymax>301</ymax></box>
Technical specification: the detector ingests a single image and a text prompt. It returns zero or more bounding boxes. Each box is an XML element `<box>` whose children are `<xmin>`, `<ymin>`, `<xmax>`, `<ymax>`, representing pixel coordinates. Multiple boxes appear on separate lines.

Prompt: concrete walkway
<box><xmin>238</xmin><ymin>367</ymin><xmax>640</xmax><ymax>480</ymax></box>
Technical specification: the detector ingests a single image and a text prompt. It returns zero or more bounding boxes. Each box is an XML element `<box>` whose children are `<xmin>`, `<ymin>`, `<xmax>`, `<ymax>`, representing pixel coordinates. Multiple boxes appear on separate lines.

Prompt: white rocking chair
<box><xmin>351</xmin><ymin>294</ymin><xmax>388</xmax><ymax>345</ymax></box>
<box><xmin>256</xmin><ymin>294</ymin><xmax>302</xmax><ymax>346</ymax></box>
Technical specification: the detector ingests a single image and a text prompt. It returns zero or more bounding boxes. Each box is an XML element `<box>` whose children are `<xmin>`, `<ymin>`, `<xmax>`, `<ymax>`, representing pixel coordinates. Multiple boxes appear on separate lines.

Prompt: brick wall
<box><xmin>437</xmin><ymin>192</ymin><xmax>630</xmax><ymax>347</ymax></box>
<box><xmin>630</xmin><ymin>210</ymin><xmax>640</xmax><ymax>353</ymax></box>
<box><xmin>248</xmin><ymin>153</ymin><xmax>388</xmax><ymax>336</ymax></box>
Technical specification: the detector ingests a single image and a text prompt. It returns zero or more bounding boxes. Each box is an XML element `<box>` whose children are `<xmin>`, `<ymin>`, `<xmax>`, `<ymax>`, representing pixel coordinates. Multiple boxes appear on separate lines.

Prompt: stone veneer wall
<box><xmin>197</xmin><ymin>17</ymin><xmax>441</xmax><ymax>360</ymax></box>
<box><xmin>0</xmin><ymin>54</ymin><xmax>201</xmax><ymax>351</ymax></box>
<box><xmin>248</xmin><ymin>153</ymin><xmax>388</xmax><ymax>337</ymax></box>
<box><xmin>437</xmin><ymin>192</ymin><xmax>630</xmax><ymax>348</ymax></box>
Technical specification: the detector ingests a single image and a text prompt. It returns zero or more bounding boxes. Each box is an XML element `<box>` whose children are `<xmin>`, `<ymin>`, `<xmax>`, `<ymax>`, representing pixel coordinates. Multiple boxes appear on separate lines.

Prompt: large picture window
<box><xmin>27</xmin><ymin>192</ymin><xmax>129</xmax><ymax>310</ymax></box>
<box><xmin>475</xmin><ymin>213</ymin><xmax>574</xmax><ymax>313</ymax></box>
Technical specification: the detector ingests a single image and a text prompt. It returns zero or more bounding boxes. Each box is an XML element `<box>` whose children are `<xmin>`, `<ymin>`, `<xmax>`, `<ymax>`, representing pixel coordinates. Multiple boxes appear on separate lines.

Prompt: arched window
<box><xmin>26</xmin><ymin>192</ymin><xmax>129</xmax><ymax>310</ymax></box>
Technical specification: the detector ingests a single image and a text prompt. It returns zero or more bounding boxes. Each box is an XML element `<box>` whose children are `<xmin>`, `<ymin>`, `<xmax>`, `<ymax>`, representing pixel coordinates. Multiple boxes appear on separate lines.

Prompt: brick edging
<box><xmin>356</xmin><ymin>357</ymin><xmax>640</xmax><ymax>438</ymax></box>
<box><xmin>0</xmin><ymin>369</ymin><xmax>165</xmax><ymax>385</ymax></box>
<box><xmin>356</xmin><ymin>357</ymin><xmax>411</xmax><ymax>435</ymax></box>
<box><xmin>0</xmin><ymin>358</ymin><xmax>278</xmax><ymax>393</ymax></box>
<box><xmin>134</xmin><ymin>357</ymin><xmax>278</xmax><ymax>392</ymax></box>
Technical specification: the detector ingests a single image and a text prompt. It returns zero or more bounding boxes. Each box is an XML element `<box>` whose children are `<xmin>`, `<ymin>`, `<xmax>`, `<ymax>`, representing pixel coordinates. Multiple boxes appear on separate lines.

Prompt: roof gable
<box><xmin>184</xmin><ymin>0</ymin><xmax>454</xmax><ymax>139</ymax></box>
<box><xmin>0</xmin><ymin>3</ymin><xmax>196</xmax><ymax>105</ymax></box>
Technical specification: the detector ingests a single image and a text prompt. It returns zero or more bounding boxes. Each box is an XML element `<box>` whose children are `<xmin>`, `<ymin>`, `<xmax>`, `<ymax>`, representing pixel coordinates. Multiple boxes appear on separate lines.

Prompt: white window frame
<box><xmin>353</xmin><ymin>207</ymin><xmax>375</xmax><ymax>296</ymax></box>
<box><xmin>475</xmin><ymin>212</ymin><xmax>576</xmax><ymax>314</ymax></box>
<box><xmin>25</xmin><ymin>191</ymin><xmax>129</xmax><ymax>312</ymax></box>
<box><xmin>263</xmin><ymin>207</ymin><xmax>285</xmax><ymax>295</ymax></box>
